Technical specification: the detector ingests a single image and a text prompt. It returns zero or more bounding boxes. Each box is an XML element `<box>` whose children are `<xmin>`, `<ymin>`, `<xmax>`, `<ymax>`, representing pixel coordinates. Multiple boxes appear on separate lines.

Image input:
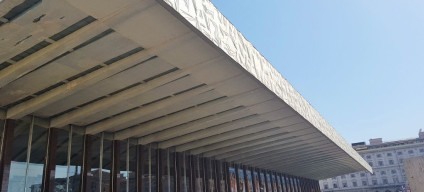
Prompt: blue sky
<box><xmin>210</xmin><ymin>0</ymin><xmax>424</xmax><ymax>144</ymax></box>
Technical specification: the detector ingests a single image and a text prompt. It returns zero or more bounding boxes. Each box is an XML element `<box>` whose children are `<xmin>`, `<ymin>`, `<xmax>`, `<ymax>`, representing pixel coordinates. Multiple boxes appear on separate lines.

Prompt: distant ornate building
<box><xmin>320</xmin><ymin>130</ymin><xmax>424</xmax><ymax>192</ymax></box>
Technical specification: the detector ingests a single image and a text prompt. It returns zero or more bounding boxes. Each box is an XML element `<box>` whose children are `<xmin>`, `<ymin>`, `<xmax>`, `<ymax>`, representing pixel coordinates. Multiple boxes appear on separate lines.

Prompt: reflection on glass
<box><xmin>218</xmin><ymin>162</ymin><xmax>226</xmax><ymax>192</ymax></box>
<box><xmin>150</xmin><ymin>146</ymin><xmax>157</xmax><ymax>192</ymax></box>
<box><xmin>142</xmin><ymin>145</ymin><xmax>158</xmax><ymax>192</ymax></box>
<box><xmin>102</xmin><ymin>138</ymin><xmax>113</xmax><ymax>192</ymax></box>
<box><xmin>253</xmin><ymin>171</ymin><xmax>260</xmax><ymax>192</ymax></box>
<box><xmin>120</xmin><ymin>140</ymin><xmax>128</xmax><ymax>192</ymax></box>
<box><xmin>246</xmin><ymin>170</ymin><xmax>253</xmax><ymax>192</ymax></box>
<box><xmin>26</xmin><ymin>124</ymin><xmax>48</xmax><ymax>191</ymax></box>
<box><xmin>260</xmin><ymin>172</ymin><xmax>266</xmax><ymax>192</ymax></box>
<box><xmin>8</xmin><ymin>119</ymin><xmax>31</xmax><ymax>192</ymax></box>
<box><xmin>238</xmin><ymin>168</ymin><xmax>246</xmax><ymax>192</ymax></box>
<box><xmin>229</xmin><ymin>167</ymin><xmax>237</xmax><ymax>192</ymax></box>
<box><xmin>194</xmin><ymin>156</ymin><xmax>203</xmax><ymax>192</ymax></box>
<box><xmin>184</xmin><ymin>153</ymin><xmax>191</xmax><ymax>192</ymax></box>
<box><xmin>266</xmin><ymin>173</ymin><xmax>272</xmax><ymax>192</ymax></box>
<box><xmin>69</xmin><ymin>129</ymin><xmax>84</xmax><ymax>191</ymax></box>
<box><xmin>169</xmin><ymin>151</ymin><xmax>175</xmax><ymax>192</ymax></box>
<box><xmin>54</xmin><ymin>128</ymin><xmax>70</xmax><ymax>191</ymax></box>
<box><xmin>128</xmin><ymin>142</ymin><xmax>137</xmax><ymax>192</ymax></box>
<box><xmin>205</xmin><ymin>159</ymin><xmax>215</xmax><ymax>192</ymax></box>
<box><xmin>88</xmin><ymin>135</ymin><xmax>101</xmax><ymax>192</ymax></box>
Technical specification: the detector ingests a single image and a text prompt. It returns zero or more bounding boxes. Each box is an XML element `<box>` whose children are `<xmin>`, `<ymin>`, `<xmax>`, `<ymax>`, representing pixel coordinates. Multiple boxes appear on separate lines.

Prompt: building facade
<box><xmin>0</xmin><ymin>0</ymin><xmax>371</xmax><ymax>191</ymax></box>
<box><xmin>320</xmin><ymin>132</ymin><xmax>424</xmax><ymax>192</ymax></box>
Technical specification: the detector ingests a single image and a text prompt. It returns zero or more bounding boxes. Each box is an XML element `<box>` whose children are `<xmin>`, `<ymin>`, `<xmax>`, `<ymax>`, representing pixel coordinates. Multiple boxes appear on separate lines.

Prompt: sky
<box><xmin>210</xmin><ymin>0</ymin><xmax>424</xmax><ymax>144</ymax></box>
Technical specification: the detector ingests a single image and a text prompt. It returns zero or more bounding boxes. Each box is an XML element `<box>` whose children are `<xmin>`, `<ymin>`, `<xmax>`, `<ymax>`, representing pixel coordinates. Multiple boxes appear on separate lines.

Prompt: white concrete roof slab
<box><xmin>0</xmin><ymin>0</ymin><xmax>371</xmax><ymax>179</ymax></box>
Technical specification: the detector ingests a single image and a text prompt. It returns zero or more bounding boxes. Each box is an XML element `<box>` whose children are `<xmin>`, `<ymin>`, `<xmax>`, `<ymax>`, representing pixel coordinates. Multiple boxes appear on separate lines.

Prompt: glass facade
<box><xmin>0</xmin><ymin>118</ymin><xmax>321</xmax><ymax>192</ymax></box>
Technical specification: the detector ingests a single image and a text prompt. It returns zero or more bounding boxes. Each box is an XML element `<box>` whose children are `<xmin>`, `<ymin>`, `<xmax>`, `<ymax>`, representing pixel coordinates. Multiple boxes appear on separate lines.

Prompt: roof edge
<box><xmin>156</xmin><ymin>0</ymin><xmax>372</xmax><ymax>174</ymax></box>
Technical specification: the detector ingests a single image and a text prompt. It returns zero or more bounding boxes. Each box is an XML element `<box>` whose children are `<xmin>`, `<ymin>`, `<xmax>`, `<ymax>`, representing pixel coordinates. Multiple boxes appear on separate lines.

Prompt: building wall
<box><xmin>0</xmin><ymin>118</ymin><xmax>320</xmax><ymax>192</ymax></box>
<box><xmin>403</xmin><ymin>157</ymin><xmax>424</xmax><ymax>192</ymax></box>
<box><xmin>319</xmin><ymin>139</ymin><xmax>424</xmax><ymax>192</ymax></box>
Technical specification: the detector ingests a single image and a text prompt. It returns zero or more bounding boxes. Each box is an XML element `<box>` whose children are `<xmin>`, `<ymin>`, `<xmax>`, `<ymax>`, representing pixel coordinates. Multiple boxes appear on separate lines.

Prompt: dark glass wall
<box><xmin>0</xmin><ymin>118</ymin><xmax>321</xmax><ymax>192</ymax></box>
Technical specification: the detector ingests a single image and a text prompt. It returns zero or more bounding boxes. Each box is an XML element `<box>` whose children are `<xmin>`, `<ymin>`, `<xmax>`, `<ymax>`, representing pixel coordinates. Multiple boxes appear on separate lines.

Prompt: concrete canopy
<box><xmin>0</xmin><ymin>0</ymin><xmax>371</xmax><ymax>179</ymax></box>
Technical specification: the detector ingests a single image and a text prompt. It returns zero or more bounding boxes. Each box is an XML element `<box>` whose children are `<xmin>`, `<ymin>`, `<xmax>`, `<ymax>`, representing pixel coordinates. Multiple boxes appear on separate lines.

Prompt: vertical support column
<box><xmin>111</xmin><ymin>140</ymin><xmax>121</xmax><ymax>192</ymax></box>
<box><xmin>42</xmin><ymin>128</ymin><xmax>58</xmax><ymax>192</ymax></box>
<box><xmin>80</xmin><ymin>135</ymin><xmax>93</xmax><ymax>192</ymax></box>
<box><xmin>0</xmin><ymin>119</ymin><xmax>15</xmax><ymax>192</ymax></box>
<box><xmin>243</xmin><ymin>166</ymin><xmax>248</xmax><ymax>192</ymax></box>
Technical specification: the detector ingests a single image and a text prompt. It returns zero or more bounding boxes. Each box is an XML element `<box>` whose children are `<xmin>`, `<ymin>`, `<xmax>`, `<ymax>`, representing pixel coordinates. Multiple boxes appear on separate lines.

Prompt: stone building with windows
<box><xmin>320</xmin><ymin>131</ymin><xmax>424</xmax><ymax>192</ymax></box>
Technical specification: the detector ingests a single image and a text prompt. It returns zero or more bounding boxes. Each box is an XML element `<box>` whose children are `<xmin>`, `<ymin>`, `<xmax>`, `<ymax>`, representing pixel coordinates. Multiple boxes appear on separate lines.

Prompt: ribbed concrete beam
<box><xmin>234</xmin><ymin>142</ymin><xmax>335</xmax><ymax>164</ymax></box>
<box><xmin>211</xmin><ymin>133</ymin><xmax>324</xmax><ymax>159</ymax></box>
<box><xmin>7</xmin><ymin>32</ymin><xmax>197</xmax><ymax>119</ymax></box>
<box><xmin>115</xmin><ymin>88</ymin><xmax>267</xmax><ymax>140</ymax></box>
<box><xmin>167</xmin><ymin>110</ymin><xmax>298</xmax><ymax>151</ymax></box>
<box><xmin>0</xmin><ymin>21</ymin><xmax>108</xmax><ymax>88</ymax></box>
<box><xmin>189</xmin><ymin>125</ymin><xmax>311</xmax><ymax>155</ymax></box>
<box><xmin>140</xmin><ymin>106</ymin><xmax>255</xmax><ymax>145</ymax></box>
<box><xmin>50</xmin><ymin>53</ymin><xmax>217</xmax><ymax>128</ymax></box>
<box><xmin>183</xmin><ymin>122</ymin><xmax>309</xmax><ymax>153</ymax></box>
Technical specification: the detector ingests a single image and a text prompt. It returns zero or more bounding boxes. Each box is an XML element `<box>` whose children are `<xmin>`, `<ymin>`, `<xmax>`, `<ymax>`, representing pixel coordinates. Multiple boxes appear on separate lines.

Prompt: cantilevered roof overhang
<box><xmin>0</xmin><ymin>0</ymin><xmax>371</xmax><ymax>179</ymax></box>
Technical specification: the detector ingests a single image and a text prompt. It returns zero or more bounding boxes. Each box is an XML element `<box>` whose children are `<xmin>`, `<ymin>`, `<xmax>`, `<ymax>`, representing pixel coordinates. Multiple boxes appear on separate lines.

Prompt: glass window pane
<box><xmin>120</xmin><ymin>141</ymin><xmax>128</xmax><ymax>192</ymax></box>
<box><xmin>253</xmin><ymin>171</ymin><xmax>259</xmax><ymax>192</ymax></box>
<box><xmin>229</xmin><ymin>167</ymin><xmax>237</xmax><ymax>192</ymax></box>
<box><xmin>8</xmin><ymin>119</ymin><xmax>31</xmax><ymax>192</ymax></box>
<box><xmin>53</xmin><ymin>128</ymin><xmax>70</xmax><ymax>191</ymax></box>
<box><xmin>88</xmin><ymin>135</ymin><xmax>101</xmax><ymax>192</ymax></box>
<box><xmin>237</xmin><ymin>168</ymin><xmax>245</xmax><ymax>192</ymax></box>
<box><xmin>128</xmin><ymin>143</ymin><xmax>137</xmax><ymax>192</ymax></box>
<box><xmin>102</xmin><ymin>138</ymin><xmax>113</xmax><ymax>192</ymax></box>
<box><xmin>260</xmin><ymin>172</ymin><xmax>266</xmax><ymax>192</ymax></box>
<box><xmin>184</xmin><ymin>153</ymin><xmax>191</xmax><ymax>192</ymax></box>
<box><xmin>26</xmin><ymin>124</ymin><xmax>48</xmax><ymax>191</ymax></box>
<box><xmin>266</xmin><ymin>173</ymin><xmax>272</xmax><ymax>192</ymax></box>
<box><xmin>206</xmin><ymin>159</ymin><xmax>215</xmax><ymax>192</ymax></box>
<box><xmin>150</xmin><ymin>146</ymin><xmax>157</xmax><ymax>192</ymax></box>
<box><xmin>272</xmin><ymin>174</ymin><xmax>277</xmax><ymax>192</ymax></box>
<box><xmin>193</xmin><ymin>156</ymin><xmax>203</xmax><ymax>192</ymax></box>
<box><xmin>276</xmin><ymin>175</ymin><xmax>282</xmax><ymax>192</ymax></box>
<box><xmin>68</xmin><ymin>129</ymin><xmax>84</xmax><ymax>191</ymax></box>
<box><xmin>246</xmin><ymin>170</ymin><xmax>253</xmax><ymax>192</ymax></box>
<box><xmin>217</xmin><ymin>162</ymin><xmax>225</xmax><ymax>192</ymax></box>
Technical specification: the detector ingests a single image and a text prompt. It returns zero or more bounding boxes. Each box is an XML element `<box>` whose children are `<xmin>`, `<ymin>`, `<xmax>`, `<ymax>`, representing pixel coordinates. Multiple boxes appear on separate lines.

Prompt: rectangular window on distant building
<box><xmin>324</xmin><ymin>184</ymin><xmax>328</xmax><ymax>189</ymax></box>
<box><xmin>387</xmin><ymin>152</ymin><xmax>392</xmax><ymax>156</ymax></box>
<box><xmin>369</xmin><ymin>162</ymin><xmax>373</xmax><ymax>167</ymax></box>
<box><xmin>391</xmin><ymin>170</ymin><xmax>397</xmax><ymax>174</ymax></box>
<box><xmin>408</xmin><ymin>150</ymin><xmax>414</xmax><ymax>154</ymax></box>
<box><xmin>352</xmin><ymin>181</ymin><xmax>358</xmax><ymax>187</ymax></box>
<box><xmin>360</xmin><ymin>173</ymin><xmax>365</xmax><ymax>177</ymax></box>
<box><xmin>378</xmin><ymin>161</ymin><xmax>384</xmax><ymax>166</ymax></box>
<box><xmin>389</xmin><ymin>159</ymin><xmax>394</xmax><ymax>165</ymax></box>
<box><xmin>377</xmin><ymin>154</ymin><xmax>382</xmax><ymax>158</ymax></box>
<box><xmin>372</xmin><ymin>180</ymin><xmax>378</xmax><ymax>185</ymax></box>
<box><xmin>397</xmin><ymin>151</ymin><xmax>403</xmax><ymax>155</ymax></box>
<box><xmin>333</xmin><ymin>183</ymin><xmax>338</xmax><ymax>188</ymax></box>
<box><xmin>420</xmin><ymin>148</ymin><xmax>424</xmax><ymax>153</ymax></box>
<box><xmin>362</xmin><ymin>181</ymin><xmax>367</xmax><ymax>186</ymax></box>
<box><xmin>381</xmin><ymin>171</ymin><xmax>386</xmax><ymax>175</ymax></box>
<box><xmin>383</xmin><ymin>179</ymin><xmax>388</xmax><ymax>184</ymax></box>
<box><xmin>366</xmin><ymin>155</ymin><xmax>371</xmax><ymax>159</ymax></box>
<box><xmin>350</xmin><ymin>174</ymin><xmax>355</xmax><ymax>178</ymax></box>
